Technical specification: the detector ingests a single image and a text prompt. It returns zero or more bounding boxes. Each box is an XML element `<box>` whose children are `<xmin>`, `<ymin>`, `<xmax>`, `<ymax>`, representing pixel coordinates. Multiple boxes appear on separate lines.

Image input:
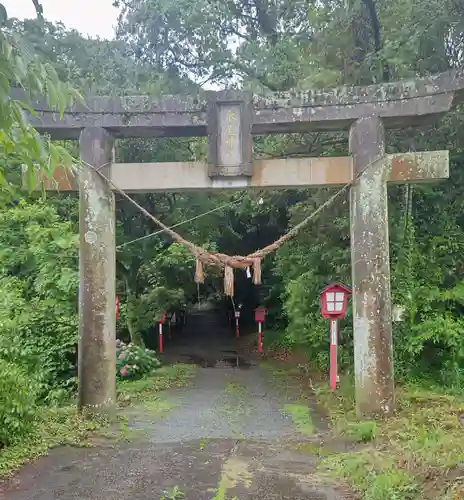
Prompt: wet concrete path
<box><xmin>2</xmin><ymin>309</ymin><xmax>350</xmax><ymax>500</ymax></box>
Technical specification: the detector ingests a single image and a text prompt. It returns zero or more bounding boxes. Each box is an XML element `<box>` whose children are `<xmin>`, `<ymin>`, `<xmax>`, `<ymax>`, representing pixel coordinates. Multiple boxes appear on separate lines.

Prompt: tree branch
<box><xmin>361</xmin><ymin>0</ymin><xmax>390</xmax><ymax>82</ymax></box>
<box><xmin>31</xmin><ymin>0</ymin><xmax>43</xmax><ymax>20</ymax></box>
<box><xmin>253</xmin><ymin>0</ymin><xmax>278</xmax><ymax>44</ymax></box>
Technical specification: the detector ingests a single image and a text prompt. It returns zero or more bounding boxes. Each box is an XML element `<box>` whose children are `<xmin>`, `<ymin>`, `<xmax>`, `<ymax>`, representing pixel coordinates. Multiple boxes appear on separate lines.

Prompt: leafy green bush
<box><xmin>116</xmin><ymin>340</ymin><xmax>161</xmax><ymax>380</ymax></box>
<box><xmin>0</xmin><ymin>201</ymin><xmax>78</xmax><ymax>395</ymax></box>
<box><xmin>0</xmin><ymin>362</ymin><xmax>40</xmax><ymax>447</ymax></box>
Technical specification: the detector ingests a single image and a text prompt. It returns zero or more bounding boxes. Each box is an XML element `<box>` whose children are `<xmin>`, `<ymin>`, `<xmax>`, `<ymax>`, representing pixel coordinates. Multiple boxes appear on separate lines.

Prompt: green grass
<box><xmin>282</xmin><ymin>403</ymin><xmax>315</xmax><ymax>435</ymax></box>
<box><xmin>294</xmin><ymin>442</ymin><xmax>334</xmax><ymax>456</ymax></box>
<box><xmin>314</xmin><ymin>378</ymin><xmax>464</xmax><ymax>499</ymax></box>
<box><xmin>0</xmin><ymin>364</ymin><xmax>198</xmax><ymax>478</ymax></box>
<box><xmin>103</xmin><ymin>364</ymin><xmax>197</xmax><ymax>442</ymax></box>
<box><xmin>117</xmin><ymin>364</ymin><xmax>197</xmax><ymax>404</ymax></box>
<box><xmin>345</xmin><ymin>420</ymin><xmax>377</xmax><ymax>442</ymax></box>
<box><xmin>0</xmin><ymin>406</ymin><xmax>107</xmax><ymax>477</ymax></box>
<box><xmin>199</xmin><ymin>437</ymin><xmax>210</xmax><ymax>450</ymax></box>
<box><xmin>262</xmin><ymin>361</ymin><xmax>317</xmax><ymax>397</ymax></box>
<box><xmin>225</xmin><ymin>381</ymin><xmax>247</xmax><ymax>395</ymax></box>
<box><xmin>265</xmin><ymin>359</ymin><xmax>464</xmax><ymax>498</ymax></box>
<box><xmin>322</xmin><ymin>451</ymin><xmax>419</xmax><ymax>500</ymax></box>
<box><xmin>217</xmin><ymin>378</ymin><xmax>252</xmax><ymax>421</ymax></box>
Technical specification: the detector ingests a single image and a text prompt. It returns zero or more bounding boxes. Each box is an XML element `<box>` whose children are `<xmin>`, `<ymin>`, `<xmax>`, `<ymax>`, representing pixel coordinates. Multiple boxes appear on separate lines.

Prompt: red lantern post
<box><xmin>115</xmin><ymin>296</ymin><xmax>120</xmax><ymax>321</ymax></box>
<box><xmin>254</xmin><ymin>307</ymin><xmax>267</xmax><ymax>353</ymax></box>
<box><xmin>235</xmin><ymin>310</ymin><xmax>241</xmax><ymax>337</ymax></box>
<box><xmin>158</xmin><ymin>312</ymin><xmax>166</xmax><ymax>353</ymax></box>
<box><xmin>320</xmin><ymin>283</ymin><xmax>351</xmax><ymax>390</ymax></box>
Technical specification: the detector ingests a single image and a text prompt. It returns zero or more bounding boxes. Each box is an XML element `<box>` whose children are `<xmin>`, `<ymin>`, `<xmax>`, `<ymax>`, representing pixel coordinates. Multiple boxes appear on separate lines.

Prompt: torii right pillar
<box><xmin>350</xmin><ymin>115</ymin><xmax>394</xmax><ymax>417</ymax></box>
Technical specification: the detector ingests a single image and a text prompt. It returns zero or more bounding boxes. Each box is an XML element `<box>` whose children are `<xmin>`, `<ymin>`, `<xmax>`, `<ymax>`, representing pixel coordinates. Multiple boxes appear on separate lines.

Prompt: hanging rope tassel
<box><xmin>194</xmin><ymin>258</ymin><xmax>204</xmax><ymax>283</ymax></box>
<box><xmin>252</xmin><ymin>258</ymin><xmax>261</xmax><ymax>285</ymax></box>
<box><xmin>224</xmin><ymin>265</ymin><xmax>234</xmax><ymax>297</ymax></box>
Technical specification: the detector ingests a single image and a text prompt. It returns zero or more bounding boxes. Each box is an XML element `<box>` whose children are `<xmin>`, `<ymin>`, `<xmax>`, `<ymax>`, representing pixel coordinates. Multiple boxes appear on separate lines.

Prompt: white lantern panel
<box><xmin>326</xmin><ymin>292</ymin><xmax>335</xmax><ymax>301</ymax></box>
<box><xmin>335</xmin><ymin>301</ymin><xmax>344</xmax><ymax>312</ymax></box>
<box><xmin>335</xmin><ymin>292</ymin><xmax>345</xmax><ymax>301</ymax></box>
<box><xmin>327</xmin><ymin>301</ymin><xmax>335</xmax><ymax>311</ymax></box>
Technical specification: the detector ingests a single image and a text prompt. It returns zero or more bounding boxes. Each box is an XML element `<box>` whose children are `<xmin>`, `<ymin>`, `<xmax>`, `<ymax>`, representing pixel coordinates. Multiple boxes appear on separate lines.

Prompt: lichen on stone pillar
<box><xmin>78</xmin><ymin>127</ymin><xmax>116</xmax><ymax>415</ymax></box>
<box><xmin>349</xmin><ymin>115</ymin><xmax>395</xmax><ymax>418</ymax></box>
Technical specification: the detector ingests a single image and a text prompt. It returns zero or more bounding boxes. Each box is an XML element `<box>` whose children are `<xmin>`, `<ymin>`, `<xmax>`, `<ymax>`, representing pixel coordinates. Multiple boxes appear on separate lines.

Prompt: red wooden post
<box><xmin>320</xmin><ymin>283</ymin><xmax>351</xmax><ymax>390</ymax></box>
<box><xmin>115</xmin><ymin>296</ymin><xmax>120</xmax><ymax>321</ymax></box>
<box><xmin>255</xmin><ymin>307</ymin><xmax>267</xmax><ymax>353</ymax></box>
<box><xmin>158</xmin><ymin>312</ymin><xmax>166</xmax><ymax>353</ymax></box>
<box><xmin>329</xmin><ymin>319</ymin><xmax>338</xmax><ymax>390</ymax></box>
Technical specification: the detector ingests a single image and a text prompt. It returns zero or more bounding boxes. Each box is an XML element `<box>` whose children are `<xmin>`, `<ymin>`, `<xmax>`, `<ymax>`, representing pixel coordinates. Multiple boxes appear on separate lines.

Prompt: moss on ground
<box><xmin>281</xmin><ymin>403</ymin><xmax>315</xmax><ymax>435</ymax></box>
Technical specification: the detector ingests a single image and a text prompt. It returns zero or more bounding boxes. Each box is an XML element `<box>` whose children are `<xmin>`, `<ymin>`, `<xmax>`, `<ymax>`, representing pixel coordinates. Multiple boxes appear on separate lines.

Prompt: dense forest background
<box><xmin>1</xmin><ymin>0</ymin><xmax>464</xmax><ymax>445</ymax></box>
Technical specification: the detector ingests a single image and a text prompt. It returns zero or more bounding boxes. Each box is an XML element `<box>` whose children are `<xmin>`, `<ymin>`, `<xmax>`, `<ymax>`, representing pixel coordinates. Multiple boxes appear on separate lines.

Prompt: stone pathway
<box><xmin>135</xmin><ymin>366</ymin><xmax>297</xmax><ymax>443</ymax></box>
<box><xmin>1</xmin><ymin>311</ymin><xmax>351</xmax><ymax>500</ymax></box>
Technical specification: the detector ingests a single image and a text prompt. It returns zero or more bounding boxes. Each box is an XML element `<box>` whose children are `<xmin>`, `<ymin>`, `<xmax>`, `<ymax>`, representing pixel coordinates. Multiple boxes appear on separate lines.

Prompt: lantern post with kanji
<box><xmin>320</xmin><ymin>283</ymin><xmax>352</xmax><ymax>390</ymax></box>
<box><xmin>158</xmin><ymin>312</ymin><xmax>166</xmax><ymax>353</ymax></box>
<box><xmin>255</xmin><ymin>306</ymin><xmax>267</xmax><ymax>353</ymax></box>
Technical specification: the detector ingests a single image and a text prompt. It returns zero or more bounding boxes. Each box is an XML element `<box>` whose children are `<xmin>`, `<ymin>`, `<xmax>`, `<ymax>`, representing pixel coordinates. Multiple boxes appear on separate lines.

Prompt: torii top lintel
<box><xmin>15</xmin><ymin>69</ymin><xmax>464</xmax><ymax>140</ymax></box>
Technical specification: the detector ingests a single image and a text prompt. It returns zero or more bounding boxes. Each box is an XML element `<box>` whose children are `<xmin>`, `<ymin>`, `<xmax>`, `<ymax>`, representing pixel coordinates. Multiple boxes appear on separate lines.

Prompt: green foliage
<box><xmin>115</xmin><ymin>0</ymin><xmax>340</xmax><ymax>90</ymax></box>
<box><xmin>116</xmin><ymin>341</ymin><xmax>161</xmax><ymax>380</ymax></box>
<box><xmin>0</xmin><ymin>3</ymin><xmax>80</xmax><ymax>202</ymax></box>
<box><xmin>0</xmin><ymin>200</ymin><xmax>78</xmax><ymax>393</ymax></box>
<box><xmin>388</xmin><ymin>165</ymin><xmax>464</xmax><ymax>386</ymax></box>
<box><xmin>9</xmin><ymin>16</ymin><xmax>197</xmax><ymax>96</ymax></box>
<box><xmin>141</xmin><ymin>243</ymin><xmax>198</xmax><ymax>313</ymax></box>
<box><xmin>0</xmin><ymin>361</ymin><xmax>40</xmax><ymax>447</ymax></box>
<box><xmin>115</xmin><ymin>0</ymin><xmax>464</xmax><ymax>90</ymax></box>
<box><xmin>275</xmin><ymin>202</ymin><xmax>352</xmax><ymax>369</ymax></box>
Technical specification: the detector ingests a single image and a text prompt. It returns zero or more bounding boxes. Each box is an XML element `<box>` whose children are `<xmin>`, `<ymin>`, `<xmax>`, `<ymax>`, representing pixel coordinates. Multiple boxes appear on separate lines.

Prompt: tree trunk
<box><xmin>127</xmin><ymin>312</ymin><xmax>145</xmax><ymax>347</ymax></box>
<box><xmin>125</xmin><ymin>281</ymin><xmax>145</xmax><ymax>347</ymax></box>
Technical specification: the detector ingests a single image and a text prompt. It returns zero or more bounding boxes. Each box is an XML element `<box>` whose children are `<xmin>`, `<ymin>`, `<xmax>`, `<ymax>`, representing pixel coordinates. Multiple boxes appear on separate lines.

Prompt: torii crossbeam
<box><xmin>22</xmin><ymin>70</ymin><xmax>464</xmax><ymax>418</ymax></box>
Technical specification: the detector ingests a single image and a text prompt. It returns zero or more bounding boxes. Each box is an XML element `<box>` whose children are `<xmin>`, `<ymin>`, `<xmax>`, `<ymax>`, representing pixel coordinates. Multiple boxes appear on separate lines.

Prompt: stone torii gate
<box><xmin>24</xmin><ymin>70</ymin><xmax>464</xmax><ymax>417</ymax></box>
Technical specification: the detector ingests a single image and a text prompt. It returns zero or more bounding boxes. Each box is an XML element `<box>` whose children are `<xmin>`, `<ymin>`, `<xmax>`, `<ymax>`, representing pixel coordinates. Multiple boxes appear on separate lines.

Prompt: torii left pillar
<box><xmin>78</xmin><ymin>127</ymin><xmax>116</xmax><ymax>415</ymax></box>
